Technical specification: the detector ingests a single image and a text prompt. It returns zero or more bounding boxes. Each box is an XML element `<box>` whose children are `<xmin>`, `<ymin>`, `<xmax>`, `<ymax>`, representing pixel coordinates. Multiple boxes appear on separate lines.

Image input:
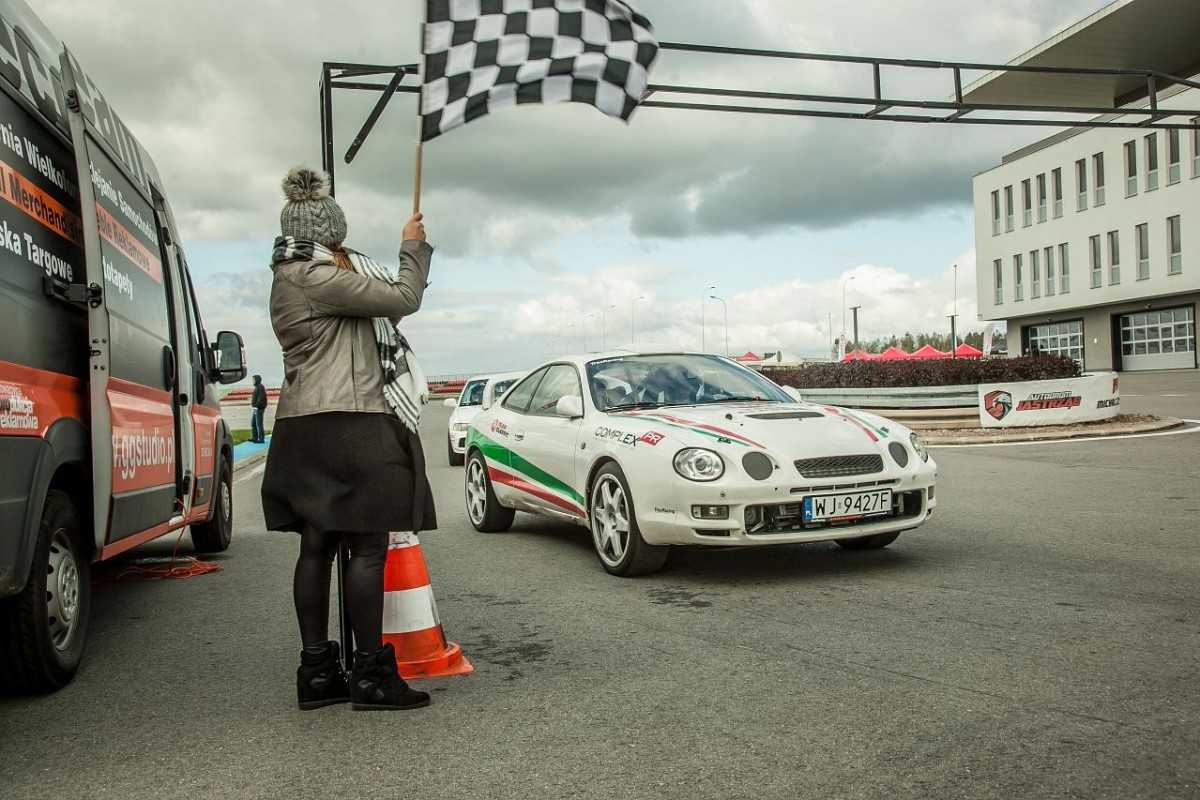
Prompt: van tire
<box><xmin>191</xmin><ymin>456</ymin><xmax>233</xmax><ymax>553</ymax></box>
<box><xmin>0</xmin><ymin>490</ymin><xmax>90</xmax><ymax>695</ymax></box>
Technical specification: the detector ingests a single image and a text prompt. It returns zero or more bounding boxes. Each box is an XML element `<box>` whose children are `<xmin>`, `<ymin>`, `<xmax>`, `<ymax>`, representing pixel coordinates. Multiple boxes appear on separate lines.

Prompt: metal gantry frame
<box><xmin>319</xmin><ymin>41</ymin><xmax>1200</xmax><ymax>189</ymax></box>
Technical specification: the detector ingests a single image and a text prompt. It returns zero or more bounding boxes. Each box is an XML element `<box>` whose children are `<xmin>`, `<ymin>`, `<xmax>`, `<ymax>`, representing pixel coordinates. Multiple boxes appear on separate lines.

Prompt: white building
<box><xmin>971</xmin><ymin>0</ymin><xmax>1200</xmax><ymax>371</ymax></box>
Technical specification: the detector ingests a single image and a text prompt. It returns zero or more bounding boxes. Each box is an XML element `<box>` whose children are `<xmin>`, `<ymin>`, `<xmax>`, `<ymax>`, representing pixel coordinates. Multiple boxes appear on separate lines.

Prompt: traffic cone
<box><xmin>382</xmin><ymin>532</ymin><xmax>473</xmax><ymax>680</ymax></box>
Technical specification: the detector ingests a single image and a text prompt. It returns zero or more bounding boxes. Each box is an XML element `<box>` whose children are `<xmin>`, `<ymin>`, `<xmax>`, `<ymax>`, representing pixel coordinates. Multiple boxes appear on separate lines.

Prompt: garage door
<box><xmin>1119</xmin><ymin>306</ymin><xmax>1196</xmax><ymax>371</ymax></box>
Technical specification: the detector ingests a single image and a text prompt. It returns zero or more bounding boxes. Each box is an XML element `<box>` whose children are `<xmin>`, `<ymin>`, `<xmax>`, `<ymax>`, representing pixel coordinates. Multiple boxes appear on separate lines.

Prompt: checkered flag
<box><xmin>421</xmin><ymin>0</ymin><xmax>658</xmax><ymax>142</ymax></box>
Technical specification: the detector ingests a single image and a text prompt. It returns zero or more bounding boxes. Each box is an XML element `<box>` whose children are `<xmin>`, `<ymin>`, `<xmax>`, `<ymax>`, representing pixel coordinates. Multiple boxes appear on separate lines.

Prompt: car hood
<box><xmin>608</xmin><ymin>402</ymin><xmax>909</xmax><ymax>455</ymax></box>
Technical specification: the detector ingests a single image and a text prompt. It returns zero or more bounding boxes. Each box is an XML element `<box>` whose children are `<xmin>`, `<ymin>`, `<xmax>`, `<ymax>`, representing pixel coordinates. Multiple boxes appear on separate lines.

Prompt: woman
<box><xmin>261</xmin><ymin>166</ymin><xmax>436</xmax><ymax>711</ymax></box>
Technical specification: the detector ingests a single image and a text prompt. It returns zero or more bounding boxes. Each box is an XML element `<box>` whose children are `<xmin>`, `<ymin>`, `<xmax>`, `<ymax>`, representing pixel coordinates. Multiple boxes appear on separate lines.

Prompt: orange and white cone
<box><xmin>382</xmin><ymin>532</ymin><xmax>473</xmax><ymax>680</ymax></box>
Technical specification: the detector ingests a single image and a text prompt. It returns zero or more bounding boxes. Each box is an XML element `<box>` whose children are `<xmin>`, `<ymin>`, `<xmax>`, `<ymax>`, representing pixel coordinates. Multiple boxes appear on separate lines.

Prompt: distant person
<box><xmin>261</xmin><ymin>166</ymin><xmax>436</xmax><ymax>712</ymax></box>
<box><xmin>250</xmin><ymin>374</ymin><xmax>268</xmax><ymax>443</ymax></box>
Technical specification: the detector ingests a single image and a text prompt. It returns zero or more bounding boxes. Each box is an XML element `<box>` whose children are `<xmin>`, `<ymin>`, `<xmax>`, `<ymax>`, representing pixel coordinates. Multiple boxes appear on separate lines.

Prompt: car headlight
<box><xmin>673</xmin><ymin>448</ymin><xmax>724</xmax><ymax>482</ymax></box>
<box><xmin>909</xmin><ymin>432</ymin><xmax>929</xmax><ymax>462</ymax></box>
<box><xmin>452</xmin><ymin>422</ymin><xmax>470</xmax><ymax>432</ymax></box>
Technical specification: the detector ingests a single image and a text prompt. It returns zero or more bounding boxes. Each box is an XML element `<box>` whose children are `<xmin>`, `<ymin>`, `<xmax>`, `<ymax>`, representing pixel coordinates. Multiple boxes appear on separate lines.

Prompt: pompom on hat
<box><xmin>279</xmin><ymin>166</ymin><xmax>347</xmax><ymax>246</ymax></box>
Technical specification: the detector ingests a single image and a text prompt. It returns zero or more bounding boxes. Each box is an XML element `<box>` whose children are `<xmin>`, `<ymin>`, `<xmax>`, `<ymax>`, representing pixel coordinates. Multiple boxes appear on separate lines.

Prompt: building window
<box><xmin>1107</xmin><ymin>230</ymin><xmax>1120</xmax><ymax>284</ymax></box>
<box><xmin>1168</xmin><ymin>215</ymin><xmax>1182</xmax><ymax>274</ymax></box>
<box><xmin>1193</xmin><ymin>118</ymin><xmax>1200</xmax><ymax>177</ymax></box>
<box><xmin>1090</xmin><ymin>235</ymin><xmax>1102</xmax><ymax>288</ymax></box>
<box><xmin>1125</xmin><ymin>140</ymin><xmax>1138</xmax><ymax>196</ymax></box>
<box><xmin>1059</xmin><ymin>243</ymin><xmax>1070</xmax><ymax>293</ymax></box>
<box><xmin>1136</xmin><ymin>223</ymin><xmax>1150</xmax><ymax>280</ymax></box>
<box><xmin>1014</xmin><ymin>253</ymin><xmax>1024</xmax><ymax>301</ymax></box>
<box><xmin>1145</xmin><ymin>133</ymin><xmax>1159</xmax><ymax>191</ymax></box>
<box><xmin>1076</xmin><ymin>159</ymin><xmax>1088</xmax><ymax>211</ymax></box>
<box><xmin>1022</xmin><ymin>179</ymin><xmax>1032</xmax><ymax>227</ymax></box>
<box><xmin>1030</xmin><ymin>249</ymin><xmax>1041</xmax><ymax>298</ymax></box>
<box><xmin>1168</xmin><ymin>129</ymin><xmax>1181</xmax><ymax>184</ymax></box>
<box><xmin>1036</xmin><ymin>173</ymin><xmax>1047</xmax><ymax>223</ymax></box>
<box><xmin>991</xmin><ymin>190</ymin><xmax>1001</xmax><ymax>236</ymax></box>
<box><xmin>1120</xmin><ymin>307</ymin><xmax>1195</xmax><ymax>359</ymax></box>
<box><xmin>1092</xmin><ymin>152</ymin><xmax>1105</xmax><ymax>206</ymax></box>
<box><xmin>1051</xmin><ymin>168</ymin><xmax>1063</xmax><ymax>217</ymax></box>
<box><xmin>1044</xmin><ymin>246</ymin><xmax>1056</xmax><ymax>296</ymax></box>
<box><xmin>1027</xmin><ymin>320</ymin><xmax>1084</xmax><ymax>363</ymax></box>
<box><xmin>1004</xmin><ymin>185</ymin><xmax>1014</xmax><ymax>232</ymax></box>
<box><xmin>993</xmin><ymin>259</ymin><xmax>1003</xmax><ymax>304</ymax></box>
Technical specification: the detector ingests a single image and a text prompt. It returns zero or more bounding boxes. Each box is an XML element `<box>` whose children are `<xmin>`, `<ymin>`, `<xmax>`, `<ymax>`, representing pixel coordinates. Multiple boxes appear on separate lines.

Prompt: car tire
<box><xmin>447</xmin><ymin>439</ymin><xmax>464</xmax><ymax>467</ymax></box>
<box><xmin>191</xmin><ymin>455</ymin><xmax>233</xmax><ymax>553</ymax></box>
<box><xmin>835</xmin><ymin>531</ymin><xmax>901</xmax><ymax>550</ymax></box>
<box><xmin>589</xmin><ymin>463</ymin><xmax>668</xmax><ymax>577</ymax></box>
<box><xmin>466</xmin><ymin>450</ymin><xmax>514</xmax><ymax>532</ymax></box>
<box><xmin>0</xmin><ymin>490</ymin><xmax>90</xmax><ymax>694</ymax></box>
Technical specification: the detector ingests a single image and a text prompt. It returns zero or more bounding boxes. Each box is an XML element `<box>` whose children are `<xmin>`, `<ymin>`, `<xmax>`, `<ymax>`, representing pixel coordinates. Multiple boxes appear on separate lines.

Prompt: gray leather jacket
<box><xmin>269</xmin><ymin>240</ymin><xmax>433</xmax><ymax>419</ymax></box>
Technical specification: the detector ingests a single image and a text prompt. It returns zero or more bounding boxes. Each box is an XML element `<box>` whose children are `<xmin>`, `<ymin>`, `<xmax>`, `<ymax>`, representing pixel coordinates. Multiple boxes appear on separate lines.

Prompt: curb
<box><xmin>923</xmin><ymin>416</ymin><xmax>1185</xmax><ymax>446</ymax></box>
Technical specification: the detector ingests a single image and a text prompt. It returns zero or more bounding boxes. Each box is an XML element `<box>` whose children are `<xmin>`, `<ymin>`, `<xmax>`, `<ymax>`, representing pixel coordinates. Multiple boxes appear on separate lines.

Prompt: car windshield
<box><xmin>491</xmin><ymin>379</ymin><xmax>518</xmax><ymax>399</ymax></box>
<box><xmin>587</xmin><ymin>354</ymin><xmax>792</xmax><ymax>411</ymax></box>
<box><xmin>460</xmin><ymin>380</ymin><xmax>487</xmax><ymax>407</ymax></box>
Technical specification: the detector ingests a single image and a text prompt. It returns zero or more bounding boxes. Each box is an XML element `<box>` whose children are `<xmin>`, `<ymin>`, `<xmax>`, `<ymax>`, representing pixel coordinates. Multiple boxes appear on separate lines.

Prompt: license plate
<box><xmin>803</xmin><ymin>489</ymin><xmax>892</xmax><ymax>522</ymax></box>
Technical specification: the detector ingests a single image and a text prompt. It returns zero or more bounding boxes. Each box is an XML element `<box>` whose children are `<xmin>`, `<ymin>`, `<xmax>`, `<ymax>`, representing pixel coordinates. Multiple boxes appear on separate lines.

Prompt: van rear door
<box><xmin>59</xmin><ymin>50</ymin><xmax>181</xmax><ymax>557</ymax></box>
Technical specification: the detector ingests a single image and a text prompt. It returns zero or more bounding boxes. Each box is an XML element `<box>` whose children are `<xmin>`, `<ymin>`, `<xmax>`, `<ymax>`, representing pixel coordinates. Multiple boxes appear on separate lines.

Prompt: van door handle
<box><xmin>162</xmin><ymin>345</ymin><xmax>176</xmax><ymax>391</ymax></box>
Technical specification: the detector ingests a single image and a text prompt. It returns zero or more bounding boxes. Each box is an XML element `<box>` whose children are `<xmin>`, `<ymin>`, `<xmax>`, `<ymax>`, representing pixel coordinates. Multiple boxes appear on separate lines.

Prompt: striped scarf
<box><xmin>272</xmin><ymin>237</ymin><xmax>426</xmax><ymax>431</ymax></box>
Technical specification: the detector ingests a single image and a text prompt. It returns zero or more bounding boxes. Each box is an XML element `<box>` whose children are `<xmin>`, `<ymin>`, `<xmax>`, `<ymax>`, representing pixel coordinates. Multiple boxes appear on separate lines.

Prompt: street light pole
<box><xmin>850</xmin><ymin>305</ymin><xmax>861</xmax><ymax>360</ymax></box>
<box><xmin>842</xmin><ymin>276</ymin><xmax>856</xmax><ymax>338</ymax></box>
<box><xmin>710</xmin><ymin>294</ymin><xmax>728</xmax><ymax>356</ymax></box>
<box><xmin>951</xmin><ymin>263</ymin><xmax>958</xmax><ymax>358</ymax></box>
<box><xmin>601</xmin><ymin>304</ymin><xmax>615</xmax><ymax>349</ymax></box>
<box><xmin>701</xmin><ymin>285</ymin><xmax>715</xmax><ymax>351</ymax></box>
<box><xmin>631</xmin><ymin>295</ymin><xmax>645</xmax><ymax>343</ymax></box>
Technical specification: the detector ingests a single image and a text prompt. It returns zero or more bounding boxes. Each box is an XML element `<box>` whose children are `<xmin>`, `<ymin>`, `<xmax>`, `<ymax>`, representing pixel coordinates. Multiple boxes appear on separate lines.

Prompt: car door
<box><xmin>474</xmin><ymin>367</ymin><xmax>545</xmax><ymax>507</ymax></box>
<box><xmin>507</xmin><ymin>364</ymin><xmax>587</xmax><ymax>522</ymax></box>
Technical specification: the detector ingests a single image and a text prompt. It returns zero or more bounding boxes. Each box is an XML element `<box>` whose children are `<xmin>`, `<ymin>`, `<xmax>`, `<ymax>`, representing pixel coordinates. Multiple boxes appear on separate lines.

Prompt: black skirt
<box><xmin>261</xmin><ymin>411</ymin><xmax>437</xmax><ymax>534</ymax></box>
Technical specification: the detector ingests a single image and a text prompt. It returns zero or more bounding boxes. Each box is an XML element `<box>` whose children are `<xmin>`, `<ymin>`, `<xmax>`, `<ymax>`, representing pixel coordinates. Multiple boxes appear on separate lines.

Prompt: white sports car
<box><xmin>465</xmin><ymin>347</ymin><xmax>938</xmax><ymax>576</ymax></box>
<box><xmin>444</xmin><ymin>371</ymin><xmax>525</xmax><ymax>465</ymax></box>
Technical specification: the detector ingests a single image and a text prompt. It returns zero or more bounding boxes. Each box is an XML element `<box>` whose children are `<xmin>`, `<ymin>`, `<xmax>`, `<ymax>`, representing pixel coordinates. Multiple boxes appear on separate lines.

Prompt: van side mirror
<box><xmin>555</xmin><ymin>395</ymin><xmax>584</xmax><ymax>418</ymax></box>
<box><xmin>211</xmin><ymin>331</ymin><xmax>247</xmax><ymax>385</ymax></box>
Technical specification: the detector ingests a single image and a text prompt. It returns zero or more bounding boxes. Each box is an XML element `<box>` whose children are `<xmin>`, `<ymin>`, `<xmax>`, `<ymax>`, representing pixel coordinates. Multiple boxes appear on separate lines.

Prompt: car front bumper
<box><xmin>633</xmin><ymin>470</ymin><xmax>937</xmax><ymax>547</ymax></box>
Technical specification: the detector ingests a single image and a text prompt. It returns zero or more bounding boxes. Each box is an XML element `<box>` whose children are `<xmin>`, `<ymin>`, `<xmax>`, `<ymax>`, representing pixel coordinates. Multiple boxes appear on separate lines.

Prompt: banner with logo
<box><xmin>978</xmin><ymin>372</ymin><xmax>1120</xmax><ymax>428</ymax></box>
<box><xmin>981</xmin><ymin>323</ymin><xmax>995</xmax><ymax>356</ymax></box>
<box><xmin>836</xmin><ymin>331</ymin><xmax>847</xmax><ymax>362</ymax></box>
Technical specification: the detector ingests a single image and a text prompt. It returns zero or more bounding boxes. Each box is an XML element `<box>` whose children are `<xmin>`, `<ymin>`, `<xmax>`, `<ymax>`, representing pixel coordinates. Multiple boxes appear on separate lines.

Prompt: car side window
<box><xmin>527</xmin><ymin>364</ymin><xmax>582</xmax><ymax>416</ymax></box>
<box><xmin>502</xmin><ymin>368</ymin><xmax>547</xmax><ymax>413</ymax></box>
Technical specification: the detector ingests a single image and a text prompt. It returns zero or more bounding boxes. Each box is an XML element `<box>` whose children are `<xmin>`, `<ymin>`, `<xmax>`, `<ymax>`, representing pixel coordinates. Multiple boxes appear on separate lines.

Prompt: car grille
<box><xmin>794</xmin><ymin>454</ymin><xmax>883</xmax><ymax>478</ymax></box>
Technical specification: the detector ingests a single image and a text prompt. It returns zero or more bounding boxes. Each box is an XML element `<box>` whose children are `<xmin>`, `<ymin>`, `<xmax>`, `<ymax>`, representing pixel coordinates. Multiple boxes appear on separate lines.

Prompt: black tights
<box><xmin>294</xmin><ymin>527</ymin><xmax>388</xmax><ymax>654</ymax></box>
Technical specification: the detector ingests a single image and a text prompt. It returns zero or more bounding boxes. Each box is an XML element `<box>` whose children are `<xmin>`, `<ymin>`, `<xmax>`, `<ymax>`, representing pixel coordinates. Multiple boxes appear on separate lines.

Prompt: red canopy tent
<box><xmin>875</xmin><ymin>346</ymin><xmax>910</xmax><ymax>360</ymax></box>
<box><xmin>909</xmin><ymin>344</ymin><xmax>949</xmax><ymax>359</ymax></box>
<box><xmin>735</xmin><ymin>351</ymin><xmax>762</xmax><ymax>362</ymax></box>
<box><xmin>954</xmin><ymin>342</ymin><xmax>984</xmax><ymax>357</ymax></box>
<box><xmin>840</xmin><ymin>349</ymin><xmax>876</xmax><ymax>362</ymax></box>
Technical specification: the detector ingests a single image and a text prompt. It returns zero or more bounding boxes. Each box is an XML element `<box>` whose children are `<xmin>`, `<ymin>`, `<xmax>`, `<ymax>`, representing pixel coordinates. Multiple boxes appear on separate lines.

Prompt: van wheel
<box><xmin>191</xmin><ymin>456</ymin><xmax>233</xmax><ymax>553</ymax></box>
<box><xmin>0</xmin><ymin>490</ymin><xmax>90</xmax><ymax>694</ymax></box>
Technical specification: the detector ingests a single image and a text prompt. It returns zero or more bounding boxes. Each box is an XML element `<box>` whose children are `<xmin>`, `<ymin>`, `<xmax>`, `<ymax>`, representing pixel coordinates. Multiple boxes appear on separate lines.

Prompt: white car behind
<box><xmin>444</xmin><ymin>371</ymin><xmax>525</xmax><ymax>465</ymax></box>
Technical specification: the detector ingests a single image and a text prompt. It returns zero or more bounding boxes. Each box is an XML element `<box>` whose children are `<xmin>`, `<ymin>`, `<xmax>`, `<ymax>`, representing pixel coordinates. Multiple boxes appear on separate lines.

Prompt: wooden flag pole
<box><xmin>413</xmin><ymin>141</ymin><xmax>423</xmax><ymax>214</ymax></box>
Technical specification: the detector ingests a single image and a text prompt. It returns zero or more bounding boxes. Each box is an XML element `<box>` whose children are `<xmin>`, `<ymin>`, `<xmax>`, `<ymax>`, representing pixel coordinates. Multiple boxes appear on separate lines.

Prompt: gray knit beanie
<box><xmin>279</xmin><ymin>166</ymin><xmax>347</xmax><ymax>246</ymax></box>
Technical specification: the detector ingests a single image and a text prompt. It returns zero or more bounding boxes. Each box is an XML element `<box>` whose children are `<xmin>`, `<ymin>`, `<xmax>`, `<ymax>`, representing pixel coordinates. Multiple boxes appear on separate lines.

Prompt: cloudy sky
<box><xmin>39</xmin><ymin>0</ymin><xmax>1114</xmax><ymax>382</ymax></box>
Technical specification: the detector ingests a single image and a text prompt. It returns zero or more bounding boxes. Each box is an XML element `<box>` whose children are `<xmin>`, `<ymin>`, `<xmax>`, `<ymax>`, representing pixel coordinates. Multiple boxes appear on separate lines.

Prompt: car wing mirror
<box><xmin>443</xmin><ymin>398</ymin><xmax>457</xmax><ymax>407</ymax></box>
<box><xmin>782</xmin><ymin>386</ymin><xmax>803</xmax><ymax>403</ymax></box>
<box><xmin>211</xmin><ymin>331</ymin><xmax>247</xmax><ymax>385</ymax></box>
<box><xmin>555</xmin><ymin>395</ymin><xmax>584</xmax><ymax>419</ymax></box>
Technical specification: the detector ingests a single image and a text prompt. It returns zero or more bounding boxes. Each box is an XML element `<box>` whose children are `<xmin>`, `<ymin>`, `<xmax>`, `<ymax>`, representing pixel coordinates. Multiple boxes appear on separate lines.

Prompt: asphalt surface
<box><xmin>1</xmin><ymin>372</ymin><xmax>1197</xmax><ymax>799</ymax></box>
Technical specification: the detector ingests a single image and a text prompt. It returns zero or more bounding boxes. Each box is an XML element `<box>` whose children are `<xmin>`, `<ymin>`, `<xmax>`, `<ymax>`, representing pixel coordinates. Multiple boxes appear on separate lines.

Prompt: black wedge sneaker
<box><xmin>297</xmin><ymin>641</ymin><xmax>351</xmax><ymax>711</ymax></box>
<box><xmin>350</xmin><ymin>643</ymin><xmax>431</xmax><ymax>711</ymax></box>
